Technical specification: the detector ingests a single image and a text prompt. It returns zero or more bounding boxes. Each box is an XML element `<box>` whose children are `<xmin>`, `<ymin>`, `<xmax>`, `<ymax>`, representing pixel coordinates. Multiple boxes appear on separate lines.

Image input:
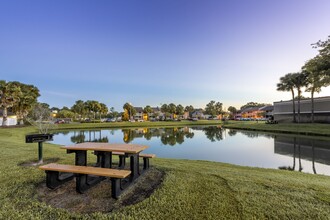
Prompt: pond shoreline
<box><xmin>51</xmin><ymin>120</ymin><xmax>330</xmax><ymax>138</ymax></box>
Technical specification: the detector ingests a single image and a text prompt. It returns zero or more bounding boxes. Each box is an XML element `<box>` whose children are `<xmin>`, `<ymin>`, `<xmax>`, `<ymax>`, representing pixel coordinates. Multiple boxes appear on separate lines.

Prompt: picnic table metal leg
<box><xmin>143</xmin><ymin>157</ymin><xmax>150</xmax><ymax>170</ymax></box>
<box><xmin>46</xmin><ymin>171</ymin><xmax>74</xmax><ymax>189</ymax></box>
<box><xmin>111</xmin><ymin>178</ymin><xmax>123</xmax><ymax>199</ymax></box>
<box><xmin>118</xmin><ymin>155</ymin><xmax>126</xmax><ymax>169</ymax></box>
<box><xmin>74</xmin><ymin>150</ymin><xmax>87</xmax><ymax>166</ymax></box>
<box><xmin>128</xmin><ymin>153</ymin><xmax>140</xmax><ymax>182</ymax></box>
<box><xmin>101</xmin><ymin>152</ymin><xmax>112</xmax><ymax>168</ymax></box>
<box><xmin>72</xmin><ymin>150</ymin><xmax>104</xmax><ymax>193</ymax></box>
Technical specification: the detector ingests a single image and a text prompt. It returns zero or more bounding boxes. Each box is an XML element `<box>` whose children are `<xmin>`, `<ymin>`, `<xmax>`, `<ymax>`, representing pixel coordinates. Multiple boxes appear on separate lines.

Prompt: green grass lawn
<box><xmin>55</xmin><ymin>120</ymin><xmax>223</xmax><ymax>130</ymax></box>
<box><xmin>222</xmin><ymin>120</ymin><xmax>330</xmax><ymax>137</ymax></box>
<box><xmin>1</xmin><ymin>126</ymin><xmax>330</xmax><ymax>219</ymax></box>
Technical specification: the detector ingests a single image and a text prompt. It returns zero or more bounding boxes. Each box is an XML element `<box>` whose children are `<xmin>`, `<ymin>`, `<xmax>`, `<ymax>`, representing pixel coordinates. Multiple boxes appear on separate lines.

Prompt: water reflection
<box><xmin>122</xmin><ymin>127</ymin><xmax>195</xmax><ymax>146</ymax></box>
<box><xmin>51</xmin><ymin>126</ymin><xmax>330</xmax><ymax>175</ymax></box>
<box><xmin>202</xmin><ymin>126</ymin><xmax>224</xmax><ymax>142</ymax></box>
<box><xmin>275</xmin><ymin>136</ymin><xmax>330</xmax><ymax>174</ymax></box>
<box><xmin>69</xmin><ymin>130</ymin><xmax>109</xmax><ymax>143</ymax></box>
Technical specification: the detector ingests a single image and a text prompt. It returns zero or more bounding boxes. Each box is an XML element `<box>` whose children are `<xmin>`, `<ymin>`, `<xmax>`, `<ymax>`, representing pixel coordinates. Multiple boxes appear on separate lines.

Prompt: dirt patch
<box><xmin>37</xmin><ymin>167</ymin><xmax>165</xmax><ymax>213</ymax></box>
<box><xmin>18</xmin><ymin>158</ymin><xmax>60</xmax><ymax>167</ymax></box>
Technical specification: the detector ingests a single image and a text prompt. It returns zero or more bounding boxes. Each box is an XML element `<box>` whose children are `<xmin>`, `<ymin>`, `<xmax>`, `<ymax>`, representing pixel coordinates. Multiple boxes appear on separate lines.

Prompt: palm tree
<box><xmin>0</xmin><ymin>80</ymin><xmax>22</xmax><ymax>126</ymax></box>
<box><xmin>71</xmin><ymin>100</ymin><xmax>86</xmax><ymax>120</ymax></box>
<box><xmin>277</xmin><ymin>73</ymin><xmax>296</xmax><ymax>122</ymax></box>
<box><xmin>123</xmin><ymin>102</ymin><xmax>135</xmax><ymax>120</ymax></box>
<box><xmin>99</xmin><ymin>103</ymin><xmax>108</xmax><ymax>119</ymax></box>
<box><xmin>303</xmin><ymin>56</ymin><xmax>330</xmax><ymax>123</ymax></box>
<box><xmin>291</xmin><ymin>72</ymin><xmax>307</xmax><ymax>123</ymax></box>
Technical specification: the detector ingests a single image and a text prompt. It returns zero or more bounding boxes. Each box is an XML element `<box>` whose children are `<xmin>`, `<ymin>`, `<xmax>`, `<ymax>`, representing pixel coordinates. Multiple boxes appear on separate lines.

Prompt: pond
<box><xmin>50</xmin><ymin>126</ymin><xmax>330</xmax><ymax>176</ymax></box>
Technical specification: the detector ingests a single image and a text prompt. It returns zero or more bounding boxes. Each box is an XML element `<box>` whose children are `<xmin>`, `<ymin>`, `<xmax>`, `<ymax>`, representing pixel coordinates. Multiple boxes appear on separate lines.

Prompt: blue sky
<box><xmin>1</xmin><ymin>0</ymin><xmax>330</xmax><ymax>111</ymax></box>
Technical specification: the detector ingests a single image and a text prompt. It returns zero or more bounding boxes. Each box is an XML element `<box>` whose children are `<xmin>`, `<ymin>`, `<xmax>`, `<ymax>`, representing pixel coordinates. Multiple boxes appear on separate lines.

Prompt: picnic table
<box><xmin>39</xmin><ymin>142</ymin><xmax>154</xmax><ymax>198</ymax></box>
<box><xmin>61</xmin><ymin>142</ymin><xmax>148</xmax><ymax>181</ymax></box>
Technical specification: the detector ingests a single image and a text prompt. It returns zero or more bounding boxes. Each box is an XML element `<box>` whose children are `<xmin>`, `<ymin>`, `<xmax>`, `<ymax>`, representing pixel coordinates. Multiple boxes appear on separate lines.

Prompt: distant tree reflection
<box><xmin>70</xmin><ymin>130</ymin><xmax>108</xmax><ymax>143</ymax></box>
<box><xmin>202</xmin><ymin>126</ymin><xmax>223</xmax><ymax>142</ymax></box>
<box><xmin>121</xmin><ymin>127</ymin><xmax>194</xmax><ymax>145</ymax></box>
<box><xmin>228</xmin><ymin>129</ymin><xmax>238</xmax><ymax>137</ymax></box>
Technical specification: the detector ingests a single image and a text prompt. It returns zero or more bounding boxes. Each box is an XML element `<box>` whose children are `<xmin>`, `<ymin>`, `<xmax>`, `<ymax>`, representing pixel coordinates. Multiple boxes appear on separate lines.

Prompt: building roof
<box><xmin>259</xmin><ymin>105</ymin><xmax>274</xmax><ymax>111</ymax></box>
<box><xmin>241</xmin><ymin>105</ymin><xmax>274</xmax><ymax>113</ymax></box>
<box><xmin>274</xmin><ymin>96</ymin><xmax>330</xmax><ymax>105</ymax></box>
<box><xmin>151</xmin><ymin>107</ymin><xmax>160</xmax><ymax>112</ymax></box>
<box><xmin>134</xmin><ymin>107</ymin><xmax>144</xmax><ymax>112</ymax></box>
<box><xmin>241</xmin><ymin>106</ymin><xmax>260</xmax><ymax>113</ymax></box>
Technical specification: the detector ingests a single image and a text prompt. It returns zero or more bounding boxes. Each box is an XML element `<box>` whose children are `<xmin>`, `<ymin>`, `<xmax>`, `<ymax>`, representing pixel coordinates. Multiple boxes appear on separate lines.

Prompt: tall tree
<box><xmin>185</xmin><ymin>105</ymin><xmax>194</xmax><ymax>118</ymax></box>
<box><xmin>176</xmin><ymin>104</ymin><xmax>184</xmax><ymax>118</ymax></box>
<box><xmin>303</xmin><ymin>56</ymin><xmax>330</xmax><ymax>122</ymax></box>
<box><xmin>277</xmin><ymin>73</ymin><xmax>297</xmax><ymax>123</ymax></box>
<box><xmin>85</xmin><ymin>100</ymin><xmax>101</xmax><ymax>120</ymax></box>
<box><xmin>71</xmin><ymin>100</ymin><xmax>86</xmax><ymax>120</ymax></box>
<box><xmin>0</xmin><ymin>80</ymin><xmax>22</xmax><ymax>126</ymax></box>
<box><xmin>168</xmin><ymin>103</ymin><xmax>177</xmax><ymax>115</ymax></box>
<box><xmin>143</xmin><ymin>105</ymin><xmax>153</xmax><ymax>114</ymax></box>
<box><xmin>161</xmin><ymin>104</ymin><xmax>168</xmax><ymax>115</ymax></box>
<box><xmin>99</xmin><ymin>103</ymin><xmax>108</xmax><ymax>118</ymax></box>
<box><xmin>11</xmin><ymin>81</ymin><xmax>40</xmax><ymax>125</ymax></box>
<box><xmin>143</xmin><ymin>105</ymin><xmax>153</xmax><ymax>120</ymax></box>
<box><xmin>205</xmin><ymin>101</ymin><xmax>222</xmax><ymax>117</ymax></box>
<box><xmin>291</xmin><ymin>72</ymin><xmax>307</xmax><ymax>123</ymax></box>
<box><xmin>313</xmin><ymin>36</ymin><xmax>330</xmax><ymax>75</ymax></box>
<box><xmin>228</xmin><ymin>106</ymin><xmax>237</xmax><ymax>119</ymax></box>
<box><xmin>123</xmin><ymin>102</ymin><xmax>136</xmax><ymax>120</ymax></box>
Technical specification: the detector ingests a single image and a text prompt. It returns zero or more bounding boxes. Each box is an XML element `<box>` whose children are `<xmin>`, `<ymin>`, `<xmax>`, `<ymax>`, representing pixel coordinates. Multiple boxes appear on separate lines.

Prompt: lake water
<box><xmin>50</xmin><ymin>126</ymin><xmax>330</xmax><ymax>176</ymax></box>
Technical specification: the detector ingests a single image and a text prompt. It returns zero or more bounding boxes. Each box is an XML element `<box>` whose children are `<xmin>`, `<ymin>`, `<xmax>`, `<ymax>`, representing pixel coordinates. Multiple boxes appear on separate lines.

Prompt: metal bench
<box><xmin>39</xmin><ymin>163</ymin><xmax>131</xmax><ymax>199</ymax></box>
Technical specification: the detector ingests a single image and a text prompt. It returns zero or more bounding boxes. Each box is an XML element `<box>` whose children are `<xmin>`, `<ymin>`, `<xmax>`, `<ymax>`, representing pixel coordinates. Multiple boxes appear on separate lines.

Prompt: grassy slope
<box><xmin>1</xmin><ymin>126</ymin><xmax>330</xmax><ymax>219</ymax></box>
<box><xmin>222</xmin><ymin>121</ymin><xmax>330</xmax><ymax>137</ymax></box>
<box><xmin>54</xmin><ymin>120</ymin><xmax>223</xmax><ymax>130</ymax></box>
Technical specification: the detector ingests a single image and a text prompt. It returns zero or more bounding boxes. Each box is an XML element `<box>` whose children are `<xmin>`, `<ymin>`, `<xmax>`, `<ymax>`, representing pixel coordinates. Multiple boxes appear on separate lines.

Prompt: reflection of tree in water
<box><xmin>122</xmin><ymin>129</ymin><xmax>137</xmax><ymax>143</ymax></box>
<box><xmin>121</xmin><ymin>127</ymin><xmax>194</xmax><ymax>145</ymax></box>
<box><xmin>278</xmin><ymin>137</ymin><xmax>308</xmax><ymax>173</ymax></box>
<box><xmin>202</xmin><ymin>126</ymin><xmax>223</xmax><ymax>142</ymax></box>
<box><xmin>227</xmin><ymin>129</ymin><xmax>237</xmax><ymax>137</ymax></box>
<box><xmin>70</xmin><ymin>130</ymin><xmax>108</xmax><ymax>143</ymax></box>
<box><xmin>160</xmin><ymin>127</ymin><xmax>192</xmax><ymax>146</ymax></box>
<box><xmin>71</xmin><ymin>133</ymin><xmax>85</xmax><ymax>143</ymax></box>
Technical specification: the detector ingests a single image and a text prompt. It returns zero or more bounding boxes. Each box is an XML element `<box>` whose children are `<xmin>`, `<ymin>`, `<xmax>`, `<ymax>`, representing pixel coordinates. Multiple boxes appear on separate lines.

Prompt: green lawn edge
<box><xmin>1</xmin><ymin>125</ymin><xmax>330</xmax><ymax>219</ymax></box>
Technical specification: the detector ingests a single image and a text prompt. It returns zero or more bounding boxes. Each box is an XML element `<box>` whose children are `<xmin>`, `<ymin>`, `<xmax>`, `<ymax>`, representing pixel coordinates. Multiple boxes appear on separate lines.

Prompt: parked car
<box><xmin>54</xmin><ymin>119</ymin><xmax>65</xmax><ymax>124</ymax></box>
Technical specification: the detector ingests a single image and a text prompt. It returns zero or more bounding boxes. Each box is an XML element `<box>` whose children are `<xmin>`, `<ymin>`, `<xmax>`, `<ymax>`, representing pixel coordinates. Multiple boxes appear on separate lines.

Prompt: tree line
<box><xmin>1</xmin><ymin>80</ymin><xmax>267</xmax><ymax>125</ymax></box>
<box><xmin>277</xmin><ymin>36</ymin><xmax>330</xmax><ymax>123</ymax></box>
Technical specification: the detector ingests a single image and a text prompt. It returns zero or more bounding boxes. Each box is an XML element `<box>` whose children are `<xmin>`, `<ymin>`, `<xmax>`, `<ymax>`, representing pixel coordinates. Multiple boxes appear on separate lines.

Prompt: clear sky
<box><xmin>1</xmin><ymin>0</ymin><xmax>330</xmax><ymax>111</ymax></box>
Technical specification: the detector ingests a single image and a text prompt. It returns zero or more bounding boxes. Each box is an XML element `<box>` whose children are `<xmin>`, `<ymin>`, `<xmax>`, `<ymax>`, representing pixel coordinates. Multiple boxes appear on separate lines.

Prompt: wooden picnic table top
<box><xmin>60</xmin><ymin>142</ymin><xmax>148</xmax><ymax>154</ymax></box>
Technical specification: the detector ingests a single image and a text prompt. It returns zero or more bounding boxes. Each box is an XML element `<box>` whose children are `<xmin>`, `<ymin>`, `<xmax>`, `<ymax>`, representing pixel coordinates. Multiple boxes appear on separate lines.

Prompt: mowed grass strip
<box><xmin>1</xmin><ymin>126</ymin><xmax>330</xmax><ymax>219</ymax></box>
<box><xmin>223</xmin><ymin>120</ymin><xmax>330</xmax><ymax>137</ymax></box>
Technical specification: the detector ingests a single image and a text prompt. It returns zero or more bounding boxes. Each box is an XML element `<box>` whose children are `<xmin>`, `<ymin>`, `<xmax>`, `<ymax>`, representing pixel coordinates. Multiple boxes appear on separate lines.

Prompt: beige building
<box><xmin>273</xmin><ymin>96</ymin><xmax>330</xmax><ymax>123</ymax></box>
<box><xmin>0</xmin><ymin>110</ymin><xmax>17</xmax><ymax>126</ymax></box>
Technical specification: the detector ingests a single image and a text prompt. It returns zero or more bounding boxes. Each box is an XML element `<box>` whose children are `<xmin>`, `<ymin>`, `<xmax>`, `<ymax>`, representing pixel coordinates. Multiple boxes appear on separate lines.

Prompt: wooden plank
<box><xmin>39</xmin><ymin>163</ymin><xmax>131</xmax><ymax>178</ymax></box>
<box><xmin>61</xmin><ymin>142</ymin><xmax>148</xmax><ymax>153</ymax></box>
<box><xmin>111</xmin><ymin>151</ymin><xmax>156</xmax><ymax>158</ymax></box>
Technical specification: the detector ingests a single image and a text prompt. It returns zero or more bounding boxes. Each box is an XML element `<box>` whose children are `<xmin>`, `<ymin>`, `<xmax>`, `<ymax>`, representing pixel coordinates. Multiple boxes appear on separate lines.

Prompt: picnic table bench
<box><xmin>40</xmin><ymin>163</ymin><xmax>131</xmax><ymax>198</ymax></box>
<box><xmin>94</xmin><ymin>151</ymin><xmax>156</xmax><ymax>170</ymax></box>
<box><xmin>39</xmin><ymin>142</ymin><xmax>155</xmax><ymax>199</ymax></box>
